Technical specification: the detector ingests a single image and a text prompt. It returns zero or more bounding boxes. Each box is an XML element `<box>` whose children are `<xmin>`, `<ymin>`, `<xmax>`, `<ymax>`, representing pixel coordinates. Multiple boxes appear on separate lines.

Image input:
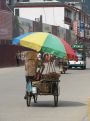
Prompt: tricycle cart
<box><xmin>26</xmin><ymin>78</ymin><xmax>60</xmax><ymax>107</ymax></box>
<box><xmin>26</xmin><ymin>56</ymin><xmax>61</xmax><ymax>107</ymax></box>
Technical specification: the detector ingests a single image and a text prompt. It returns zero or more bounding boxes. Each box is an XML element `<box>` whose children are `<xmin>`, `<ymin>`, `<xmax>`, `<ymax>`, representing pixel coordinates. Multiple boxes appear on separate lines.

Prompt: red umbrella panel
<box><xmin>61</xmin><ymin>39</ymin><xmax>78</xmax><ymax>61</ymax></box>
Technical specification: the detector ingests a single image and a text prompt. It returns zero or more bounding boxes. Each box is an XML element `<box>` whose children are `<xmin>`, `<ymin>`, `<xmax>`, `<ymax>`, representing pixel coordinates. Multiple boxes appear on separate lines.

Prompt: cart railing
<box><xmin>32</xmin><ymin>79</ymin><xmax>60</xmax><ymax>95</ymax></box>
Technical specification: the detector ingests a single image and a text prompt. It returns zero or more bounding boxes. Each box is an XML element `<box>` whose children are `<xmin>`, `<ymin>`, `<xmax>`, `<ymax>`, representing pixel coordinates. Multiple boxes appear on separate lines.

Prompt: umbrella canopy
<box><xmin>61</xmin><ymin>39</ymin><xmax>78</xmax><ymax>60</ymax></box>
<box><xmin>12</xmin><ymin>32</ymin><xmax>67</xmax><ymax>58</ymax></box>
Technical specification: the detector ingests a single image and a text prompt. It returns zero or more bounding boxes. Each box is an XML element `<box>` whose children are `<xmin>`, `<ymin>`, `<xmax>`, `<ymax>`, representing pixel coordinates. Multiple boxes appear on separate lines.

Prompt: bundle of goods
<box><xmin>43</xmin><ymin>72</ymin><xmax>60</xmax><ymax>81</ymax></box>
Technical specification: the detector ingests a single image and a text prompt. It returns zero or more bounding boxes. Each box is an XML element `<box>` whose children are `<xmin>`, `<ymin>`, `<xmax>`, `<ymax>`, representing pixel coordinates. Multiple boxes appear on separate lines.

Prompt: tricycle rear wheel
<box><xmin>54</xmin><ymin>94</ymin><xmax>58</xmax><ymax>106</ymax></box>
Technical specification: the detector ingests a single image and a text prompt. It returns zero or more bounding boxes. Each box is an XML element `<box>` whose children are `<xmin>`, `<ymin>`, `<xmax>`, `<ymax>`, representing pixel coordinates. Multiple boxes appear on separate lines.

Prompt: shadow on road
<box><xmin>85</xmin><ymin>68</ymin><xmax>90</xmax><ymax>70</ymax></box>
<box><xmin>68</xmin><ymin>68</ymin><xmax>84</xmax><ymax>70</ymax></box>
<box><xmin>59</xmin><ymin>100</ymin><xmax>86</xmax><ymax>107</ymax></box>
<box><xmin>31</xmin><ymin>100</ymin><xmax>86</xmax><ymax>107</ymax></box>
<box><xmin>68</xmin><ymin>67</ymin><xmax>90</xmax><ymax>71</ymax></box>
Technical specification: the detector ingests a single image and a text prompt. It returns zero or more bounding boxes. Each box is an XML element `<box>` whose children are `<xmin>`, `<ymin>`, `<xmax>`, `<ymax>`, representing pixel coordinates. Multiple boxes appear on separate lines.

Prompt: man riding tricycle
<box><xmin>24</xmin><ymin>51</ymin><xmax>60</xmax><ymax>107</ymax></box>
<box><xmin>12</xmin><ymin>32</ymin><xmax>68</xmax><ymax>107</ymax></box>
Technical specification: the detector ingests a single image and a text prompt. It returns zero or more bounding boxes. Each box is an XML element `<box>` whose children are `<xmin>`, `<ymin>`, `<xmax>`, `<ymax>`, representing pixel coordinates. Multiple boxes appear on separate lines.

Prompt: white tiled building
<box><xmin>14</xmin><ymin>2</ymin><xmax>69</xmax><ymax>29</ymax></box>
<box><xmin>14</xmin><ymin>1</ymin><xmax>90</xmax><ymax>41</ymax></box>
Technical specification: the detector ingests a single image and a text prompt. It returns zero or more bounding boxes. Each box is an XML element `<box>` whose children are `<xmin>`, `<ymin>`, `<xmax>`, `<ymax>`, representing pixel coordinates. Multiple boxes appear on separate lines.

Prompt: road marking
<box><xmin>83</xmin><ymin>116</ymin><xmax>88</xmax><ymax>121</ymax></box>
<box><xmin>88</xmin><ymin>98</ymin><xmax>90</xmax><ymax>121</ymax></box>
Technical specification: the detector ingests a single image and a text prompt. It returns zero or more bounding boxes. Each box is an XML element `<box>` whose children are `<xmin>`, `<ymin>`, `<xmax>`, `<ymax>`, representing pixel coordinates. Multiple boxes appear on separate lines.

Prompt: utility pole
<box><xmin>35</xmin><ymin>15</ymin><xmax>43</xmax><ymax>32</ymax></box>
<box><xmin>40</xmin><ymin>15</ymin><xmax>43</xmax><ymax>32</ymax></box>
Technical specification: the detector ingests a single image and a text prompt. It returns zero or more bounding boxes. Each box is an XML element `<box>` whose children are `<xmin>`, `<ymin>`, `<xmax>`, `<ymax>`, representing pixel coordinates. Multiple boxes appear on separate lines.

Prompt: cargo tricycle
<box><xmin>26</xmin><ymin>73</ymin><xmax>60</xmax><ymax>107</ymax></box>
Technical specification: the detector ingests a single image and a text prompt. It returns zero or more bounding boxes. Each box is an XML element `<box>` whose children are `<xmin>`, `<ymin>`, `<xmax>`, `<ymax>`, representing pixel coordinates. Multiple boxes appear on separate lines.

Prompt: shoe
<box><xmin>34</xmin><ymin>97</ymin><xmax>37</xmax><ymax>103</ymax></box>
<box><xmin>34</xmin><ymin>100</ymin><xmax>37</xmax><ymax>103</ymax></box>
<box><xmin>33</xmin><ymin>95</ymin><xmax>37</xmax><ymax>103</ymax></box>
<box><xmin>24</xmin><ymin>95</ymin><xmax>27</xmax><ymax>99</ymax></box>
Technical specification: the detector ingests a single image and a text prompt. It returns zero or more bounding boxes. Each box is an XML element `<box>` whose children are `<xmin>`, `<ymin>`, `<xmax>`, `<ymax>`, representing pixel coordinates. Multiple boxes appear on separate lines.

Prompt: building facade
<box><xmin>0</xmin><ymin>0</ymin><xmax>9</xmax><ymax>10</ymax></box>
<box><xmin>14</xmin><ymin>2</ymin><xmax>90</xmax><ymax>42</ymax></box>
<box><xmin>14</xmin><ymin>2</ymin><xmax>70</xmax><ymax>29</ymax></box>
<box><xmin>6</xmin><ymin>0</ymin><xmax>58</xmax><ymax>5</ymax></box>
<box><xmin>58</xmin><ymin>0</ymin><xmax>90</xmax><ymax>14</ymax></box>
<box><xmin>0</xmin><ymin>0</ymin><xmax>90</xmax><ymax>67</ymax></box>
<box><xmin>0</xmin><ymin>0</ymin><xmax>24</xmax><ymax>67</ymax></box>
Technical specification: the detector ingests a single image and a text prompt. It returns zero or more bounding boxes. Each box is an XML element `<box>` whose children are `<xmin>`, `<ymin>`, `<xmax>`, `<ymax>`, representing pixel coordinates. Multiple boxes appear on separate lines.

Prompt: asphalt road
<box><xmin>0</xmin><ymin>58</ymin><xmax>90</xmax><ymax>121</ymax></box>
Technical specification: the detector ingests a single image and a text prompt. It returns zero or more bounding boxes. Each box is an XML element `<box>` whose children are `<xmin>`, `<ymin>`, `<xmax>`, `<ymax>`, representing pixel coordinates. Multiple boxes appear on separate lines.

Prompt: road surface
<box><xmin>0</xmin><ymin>58</ymin><xmax>90</xmax><ymax>121</ymax></box>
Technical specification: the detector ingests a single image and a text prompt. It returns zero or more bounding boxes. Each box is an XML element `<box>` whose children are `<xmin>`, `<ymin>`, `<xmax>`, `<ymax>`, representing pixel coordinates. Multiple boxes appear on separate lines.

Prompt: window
<box><xmin>65</xmin><ymin>9</ymin><xmax>71</xmax><ymax>18</ymax></box>
<box><xmin>15</xmin><ymin>9</ymin><xmax>19</xmax><ymax>16</ymax></box>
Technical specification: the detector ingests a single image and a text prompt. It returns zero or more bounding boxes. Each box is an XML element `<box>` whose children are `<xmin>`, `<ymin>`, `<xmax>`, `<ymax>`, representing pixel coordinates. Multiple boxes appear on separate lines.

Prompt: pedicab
<box><xmin>12</xmin><ymin>32</ymin><xmax>67</xmax><ymax>107</ymax></box>
<box><xmin>29</xmin><ymin>56</ymin><xmax>61</xmax><ymax>107</ymax></box>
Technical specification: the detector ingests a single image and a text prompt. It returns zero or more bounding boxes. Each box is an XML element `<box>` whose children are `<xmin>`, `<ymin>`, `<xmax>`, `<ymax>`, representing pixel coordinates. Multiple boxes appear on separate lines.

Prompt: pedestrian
<box><xmin>24</xmin><ymin>50</ymin><xmax>38</xmax><ymax>103</ymax></box>
<box><xmin>16</xmin><ymin>50</ymin><xmax>21</xmax><ymax>66</ymax></box>
<box><xmin>58</xmin><ymin>58</ymin><xmax>63</xmax><ymax>73</ymax></box>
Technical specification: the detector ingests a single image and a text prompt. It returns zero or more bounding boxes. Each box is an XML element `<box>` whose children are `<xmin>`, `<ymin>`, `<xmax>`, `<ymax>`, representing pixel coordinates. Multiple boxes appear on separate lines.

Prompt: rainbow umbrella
<box><xmin>12</xmin><ymin>32</ymin><xmax>66</xmax><ymax>58</ymax></box>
